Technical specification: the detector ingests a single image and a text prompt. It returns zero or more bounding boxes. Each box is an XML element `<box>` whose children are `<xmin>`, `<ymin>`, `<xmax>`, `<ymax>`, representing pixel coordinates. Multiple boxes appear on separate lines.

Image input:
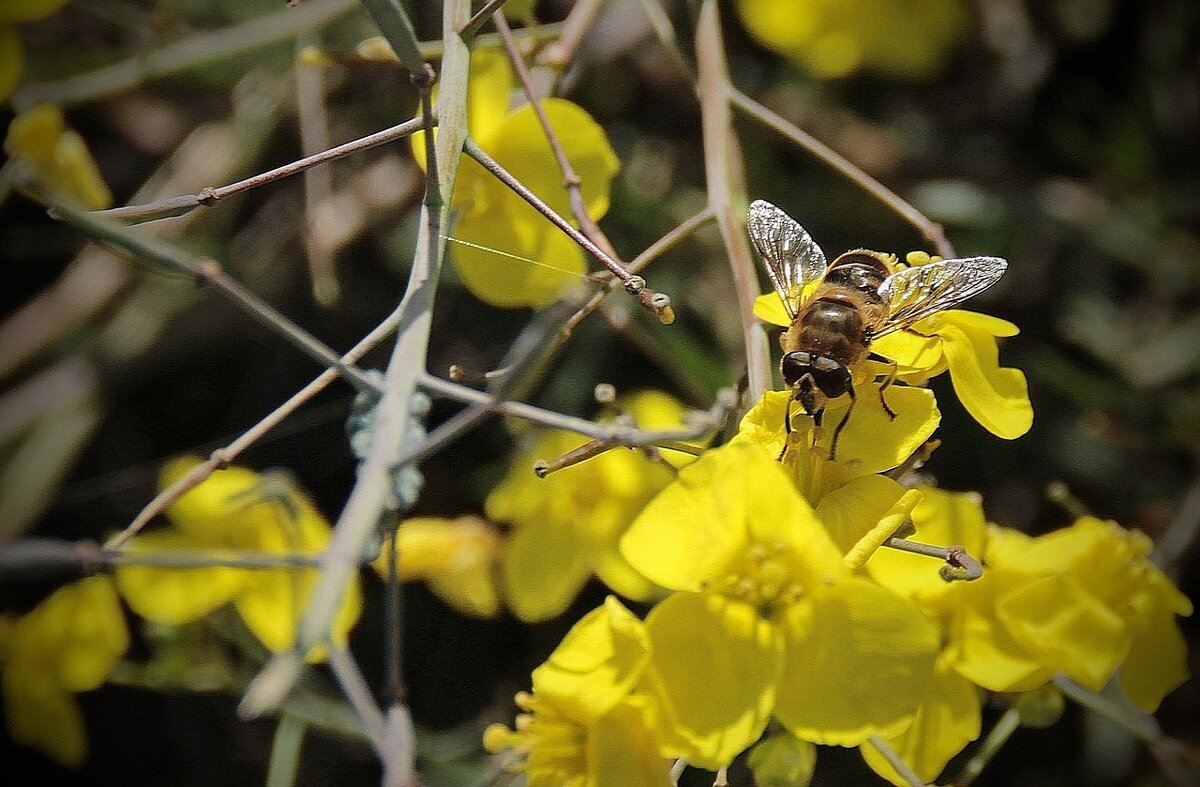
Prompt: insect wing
<box><xmin>746</xmin><ymin>200</ymin><xmax>828</xmax><ymax>319</ymax></box>
<box><xmin>873</xmin><ymin>256</ymin><xmax>1008</xmax><ymax>338</ymax></box>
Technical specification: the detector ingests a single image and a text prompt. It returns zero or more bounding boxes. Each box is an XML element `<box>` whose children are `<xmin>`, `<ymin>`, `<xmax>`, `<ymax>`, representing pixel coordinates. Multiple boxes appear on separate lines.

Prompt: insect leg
<box><xmin>867</xmin><ymin>351</ymin><xmax>898</xmax><ymax>421</ymax></box>
<box><xmin>778</xmin><ymin>396</ymin><xmax>794</xmax><ymax>461</ymax></box>
<box><xmin>829</xmin><ymin>385</ymin><xmax>856</xmax><ymax>460</ymax></box>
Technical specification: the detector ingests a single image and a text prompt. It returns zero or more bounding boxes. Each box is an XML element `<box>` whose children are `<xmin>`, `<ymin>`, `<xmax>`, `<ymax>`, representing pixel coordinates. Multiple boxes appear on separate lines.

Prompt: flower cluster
<box><xmin>0</xmin><ymin>458</ymin><xmax>366</xmax><ymax>766</ymax></box>
<box><xmin>485</xmin><ymin>259</ymin><xmax>1189</xmax><ymax>785</ymax></box>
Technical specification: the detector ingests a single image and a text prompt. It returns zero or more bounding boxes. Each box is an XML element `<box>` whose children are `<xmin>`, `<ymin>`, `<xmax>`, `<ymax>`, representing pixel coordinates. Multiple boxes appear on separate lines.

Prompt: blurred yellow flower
<box><xmin>484</xmin><ymin>596</ymin><xmax>671</xmax><ymax>787</ymax></box>
<box><xmin>734</xmin><ymin>0</ymin><xmax>969</xmax><ymax>79</ymax></box>
<box><xmin>0</xmin><ymin>576</ymin><xmax>129</xmax><ymax>767</ymax></box>
<box><xmin>486</xmin><ymin>390</ymin><xmax>698</xmax><ymax>622</ymax></box>
<box><xmin>115</xmin><ymin>456</ymin><xmax>362</xmax><ymax>663</ymax></box>
<box><xmin>0</xmin><ymin>0</ymin><xmax>69</xmax><ymax>103</ymax></box>
<box><xmin>620</xmin><ymin>442</ymin><xmax>938</xmax><ymax>768</ymax></box>
<box><xmin>413</xmin><ymin>47</ymin><xmax>620</xmax><ymax>307</ymax></box>
<box><xmin>370</xmin><ymin>515</ymin><xmax>501</xmax><ymax>618</ymax></box>
<box><xmin>4</xmin><ymin>102</ymin><xmax>112</xmax><ymax>208</ymax></box>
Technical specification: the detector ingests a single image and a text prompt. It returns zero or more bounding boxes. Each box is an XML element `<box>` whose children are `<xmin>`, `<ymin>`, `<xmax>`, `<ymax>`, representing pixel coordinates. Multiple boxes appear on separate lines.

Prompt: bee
<box><xmin>746</xmin><ymin>199</ymin><xmax>1008</xmax><ymax>458</ymax></box>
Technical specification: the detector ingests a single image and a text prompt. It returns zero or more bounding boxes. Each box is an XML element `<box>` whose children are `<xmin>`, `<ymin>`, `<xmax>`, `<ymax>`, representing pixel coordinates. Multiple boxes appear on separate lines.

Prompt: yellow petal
<box><xmin>51</xmin><ymin>577</ymin><xmax>129</xmax><ymax>692</ymax></box>
<box><xmin>589</xmin><ymin>696</ymin><xmax>672</xmax><ymax>787</ymax></box>
<box><xmin>489</xmin><ymin>98</ymin><xmax>620</xmax><ymax>222</ymax></box>
<box><xmin>753</xmin><ymin>292</ymin><xmax>792</xmax><ymax>328</ymax></box>
<box><xmin>995</xmin><ymin>574</ymin><xmax>1130</xmax><ymax>692</ymax></box>
<box><xmin>621</xmin><ymin>442</ymin><xmax>784</xmax><ymax>591</ymax></box>
<box><xmin>938</xmin><ymin>321</ymin><xmax>1032</xmax><ymax>439</ymax></box>
<box><xmin>939</xmin><ymin>309</ymin><xmax>1020</xmax><ymax>338</ymax></box>
<box><xmin>377</xmin><ymin>516</ymin><xmax>501</xmax><ymax>617</ymax></box>
<box><xmin>816</xmin><ymin>384</ymin><xmax>941</xmax><ymax>476</ymax></box>
<box><xmin>501</xmin><ymin>513</ymin><xmax>593</xmax><ymax>622</ymax></box>
<box><xmin>860</xmin><ymin>655</ymin><xmax>981</xmax><ymax>787</ymax></box>
<box><xmin>532</xmin><ymin>596</ymin><xmax>652</xmax><ymax>723</ymax></box>
<box><xmin>870</xmin><ymin>329</ymin><xmax>944</xmax><ymax>375</ymax></box>
<box><xmin>643</xmin><ymin>592</ymin><xmax>783</xmax><ymax>770</ymax></box>
<box><xmin>3</xmin><ymin>662</ymin><xmax>87</xmax><ymax>768</ymax></box>
<box><xmin>115</xmin><ymin>531</ymin><xmax>246</xmax><ymax>624</ymax></box>
<box><xmin>4</xmin><ymin>101</ymin><xmax>64</xmax><ymax>164</ymax></box>
<box><xmin>775</xmin><ymin>579</ymin><xmax>939</xmax><ymax>746</ymax></box>
<box><xmin>0</xmin><ymin>27</ymin><xmax>23</xmax><ymax>104</ymax></box>
<box><xmin>411</xmin><ymin>47</ymin><xmax>513</xmax><ymax>170</ymax></box>
<box><xmin>1119</xmin><ymin>602</ymin><xmax>1190</xmax><ymax>712</ymax></box>
<box><xmin>449</xmin><ymin>197</ymin><xmax>586</xmax><ymax>308</ymax></box>
<box><xmin>50</xmin><ymin>129</ymin><xmax>113</xmax><ymax>209</ymax></box>
<box><xmin>234</xmin><ymin>568</ymin><xmax>363</xmax><ymax>661</ymax></box>
<box><xmin>593</xmin><ymin>544</ymin><xmax>660</xmax><ymax>603</ymax></box>
<box><xmin>941</xmin><ymin>571</ymin><xmax>1051</xmax><ymax>693</ymax></box>
<box><xmin>815</xmin><ymin>473</ymin><xmax>907</xmax><ymax>555</ymax></box>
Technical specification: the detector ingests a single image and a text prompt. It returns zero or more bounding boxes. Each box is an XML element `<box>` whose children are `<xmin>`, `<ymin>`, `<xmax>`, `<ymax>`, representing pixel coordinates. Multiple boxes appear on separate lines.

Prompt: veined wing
<box><xmin>873</xmin><ymin>256</ymin><xmax>1008</xmax><ymax>338</ymax></box>
<box><xmin>746</xmin><ymin>200</ymin><xmax>828</xmax><ymax>319</ymax></box>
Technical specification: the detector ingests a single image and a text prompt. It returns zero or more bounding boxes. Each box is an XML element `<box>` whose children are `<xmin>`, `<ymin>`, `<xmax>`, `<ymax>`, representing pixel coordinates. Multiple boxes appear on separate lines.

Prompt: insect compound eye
<box><xmin>811</xmin><ymin>358</ymin><xmax>852</xmax><ymax>398</ymax></box>
<box><xmin>780</xmin><ymin>351</ymin><xmax>813</xmax><ymax>387</ymax></box>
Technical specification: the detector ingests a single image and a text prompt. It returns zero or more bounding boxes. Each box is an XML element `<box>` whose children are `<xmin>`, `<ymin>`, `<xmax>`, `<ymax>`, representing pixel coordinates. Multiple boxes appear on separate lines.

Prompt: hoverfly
<box><xmin>746</xmin><ymin>199</ymin><xmax>1008</xmax><ymax>459</ymax></box>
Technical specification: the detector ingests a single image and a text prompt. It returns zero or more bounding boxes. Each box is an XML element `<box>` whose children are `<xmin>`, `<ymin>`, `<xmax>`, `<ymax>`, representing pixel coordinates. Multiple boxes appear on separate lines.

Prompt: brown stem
<box><xmin>729</xmin><ymin>88</ymin><xmax>956</xmax><ymax>259</ymax></box>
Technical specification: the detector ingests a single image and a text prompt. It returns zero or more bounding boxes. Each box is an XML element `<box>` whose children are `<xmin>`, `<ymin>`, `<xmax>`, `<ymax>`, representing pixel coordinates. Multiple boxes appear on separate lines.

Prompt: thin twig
<box><xmin>94</xmin><ymin>115</ymin><xmax>428</xmax><ymax>224</ymax></box>
<box><xmin>535</xmin><ymin>0</ymin><xmax>605</xmax><ymax>71</ymax></box>
<box><xmin>459</xmin><ymin>0</ymin><xmax>511</xmax><ymax>40</ymax></box>
<box><xmin>295</xmin><ymin>34</ymin><xmax>340</xmax><ymax>305</ymax></box>
<box><xmin>695</xmin><ymin>0</ymin><xmax>771</xmax><ymax>398</ymax></box>
<box><xmin>41</xmin><ymin>196</ymin><xmax>377</xmax><ymax>395</ymax></box>
<box><xmin>562</xmin><ymin>205</ymin><xmax>715</xmax><ymax>338</ymax></box>
<box><xmin>494</xmin><ymin>10</ymin><xmax>620</xmax><ymax>261</ymax></box>
<box><xmin>883</xmin><ymin>536</ymin><xmax>984</xmax><ymax>581</ymax></box>
<box><xmin>12</xmin><ymin>0</ymin><xmax>358</xmax><ymax>108</ymax></box>
<box><xmin>326</xmin><ymin>648</ymin><xmax>387</xmax><ymax>753</ymax></box>
<box><xmin>462</xmin><ymin>138</ymin><xmax>675</xmax><ymax>323</ymax></box>
<box><xmin>953</xmin><ymin>708</ymin><xmax>1020</xmax><ymax>786</ymax></box>
<box><xmin>867</xmin><ymin>734</ymin><xmax>926</xmax><ymax>787</ymax></box>
<box><xmin>240</xmin><ymin>0</ymin><xmax>474</xmax><ymax>742</ymax></box>
<box><xmin>358</xmin><ymin>0</ymin><xmax>427</xmax><ymax>78</ymax></box>
<box><xmin>728</xmin><ymin>88</ymin><xmax>955</xmax><ymax>259</ymax></box>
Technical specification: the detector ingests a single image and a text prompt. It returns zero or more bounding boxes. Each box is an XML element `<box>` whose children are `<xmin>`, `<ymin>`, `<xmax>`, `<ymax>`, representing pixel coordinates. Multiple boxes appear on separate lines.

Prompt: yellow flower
<box><xmin>734</xmin><ymin>0</ymin><xmax>969</xmax><ymax>80</ymax></box>
<box><xmin>733</xmin><ymin>389</ymin><xmax>939</xmax><ymax>496</ymax></box>
<box><xmin>4</xmin><ymin>102</ymin><xmax>112</xmax><ymax>208</ymax></box>
<box><xmin>860</xmin><ymin>652</ymin><xmax>982</xmax><ymax>787</ymax></box>
<box><xmin>486</xmin><ymin>390</ymin><xmax>697</xmax><ymax>622</ymax></box>
<box><xmin>370</xmin><ymin>515</ymin><xmax>500</xmax><ymax>618</ymax></box>
<box><xmin>620</xmin><ymin>442</ymin><xmax>939</xmax><ymax>768</ymax></box>
<box><xmin>0</xmin><ymin>0</ymin><xmax>69</xmax><ymax>103</ymax></box>
<box><xmin>753</xmin><ymin>251</ymin><xmax>1032</xmax><ymax>443</ymax></box>
<box><xmin>413</xmin><ymin>48</ymin><xmax>619</xmax><ymax>308</ymax></box>
<box><xmin>114</xmin><ymin>456</ymin><xmax>362</xmax><ymax>663</ymax></box>
<box><xmin>484</xmin><ymin>596</ymin><xmax>671</xmax><ymax>787</ymax></box>
<box><xmin>0</xmin><ymin>576</ymin><xmax>129</xmax><ymax>767</ymax></box>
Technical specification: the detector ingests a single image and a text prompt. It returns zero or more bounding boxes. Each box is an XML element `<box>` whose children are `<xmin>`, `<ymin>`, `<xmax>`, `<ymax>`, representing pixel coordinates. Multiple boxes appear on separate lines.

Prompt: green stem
<box><xmin>266</xmin><ymin>714</ymin><xmax>307</xmax><ymax>787</ymax></box>
<box><xmin>954</xmin><ymin>707</ymin><xmax>1020</xmax><ymax>786</ymax></box>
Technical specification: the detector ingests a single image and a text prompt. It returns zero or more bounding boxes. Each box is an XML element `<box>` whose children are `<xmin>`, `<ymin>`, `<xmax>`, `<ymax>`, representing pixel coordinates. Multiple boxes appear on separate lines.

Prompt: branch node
<box><xmin>197</xmin><ymin>186</ymin><xmax>220</xmax><ymax>206</ymax></box>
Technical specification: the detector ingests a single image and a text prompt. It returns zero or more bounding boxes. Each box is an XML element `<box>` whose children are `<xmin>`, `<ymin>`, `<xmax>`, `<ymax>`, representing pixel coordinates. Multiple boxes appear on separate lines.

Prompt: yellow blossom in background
<box><xmin>0</xmin><ymin>0</ymin><xmax>69</xmax><ymax>103</ymax></box>
<box><xmin>413</xmin><ymin>48</ymin><xmax>620</xmax><ymax>307</ymax></box>
<box><xmin>620</xmin><ymin>442</ymin><xmax>938</xmax><ymax>768</ymax></box>
<box><xmin>734</xmin><ymin>0</ymin><xmax>969</xmax><ymax>80</ymax></box>
<box><xmin>0</xmin><ymin>576</ymin><xmax>129</xmax><ymax>767</ymax></box>
<box><xmin>370</xmin><ymin>515</ymin><xmax>501</xmax><ymax>618</ymax></box>
<box><xmin>486</xmin><ymin>390</ymin><xmax>698</xmax><ymax>622</ymax></box>
<box><xmin>484</xmin><ymin>596</ymin><xmax>672</xmax><ymax>787</ymax></box>
<box><xmin>114</xmin><ymin>456</ymin><xmax>362</xmax><ymax>663</ymax></box>
<box><xmin>4</xmin><ymin>102</ymin><xmax>112</xmax><ymax>208</ymax></box>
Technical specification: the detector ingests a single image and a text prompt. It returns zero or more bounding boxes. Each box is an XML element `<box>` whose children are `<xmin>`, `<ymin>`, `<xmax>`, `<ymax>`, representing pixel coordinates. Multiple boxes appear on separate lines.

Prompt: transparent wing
<box><xmin>746</xmin><ymin>200</ymin><xmax>828</xmax><ymax>319</ymax></box>
<box><xmin>873</xmin><ymin>256</ymin><xmax>1008</xmax><ymax>338</ymax></box>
